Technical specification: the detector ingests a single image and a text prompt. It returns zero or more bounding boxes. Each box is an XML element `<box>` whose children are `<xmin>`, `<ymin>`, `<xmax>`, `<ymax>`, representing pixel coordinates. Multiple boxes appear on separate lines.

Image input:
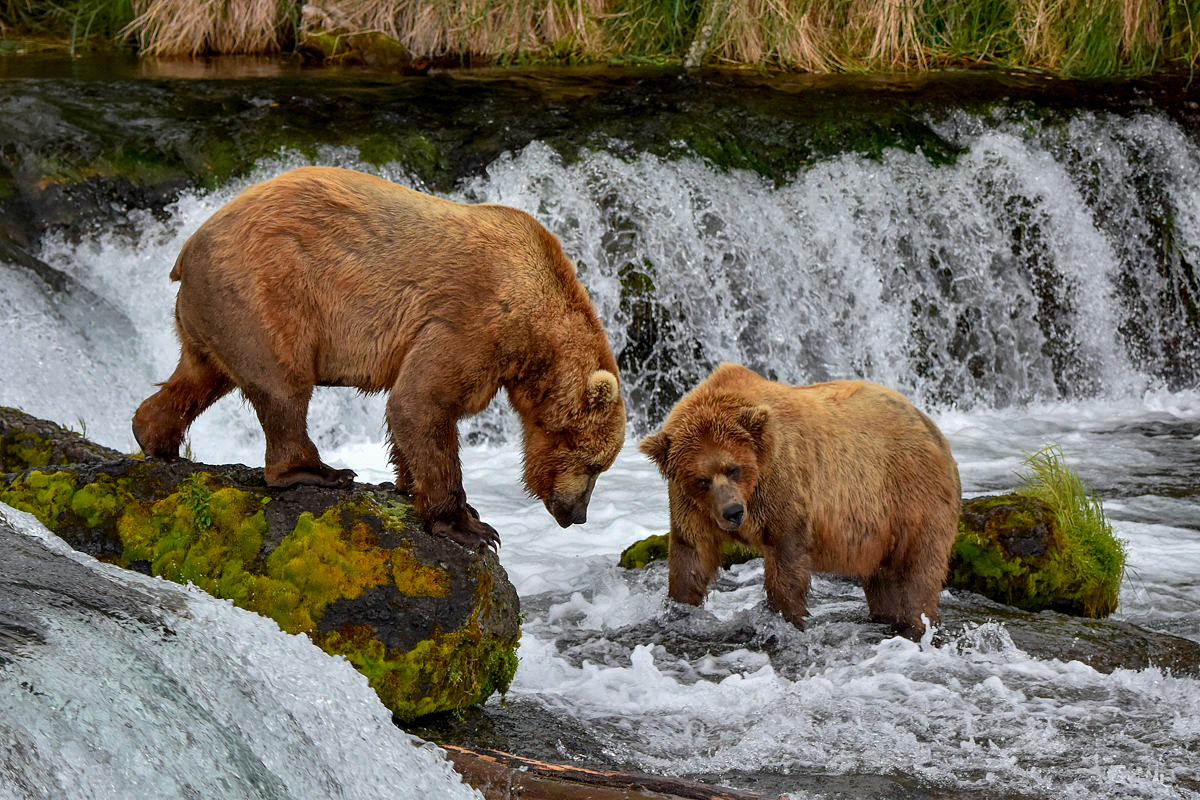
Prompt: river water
<box><xmin>1</xmin><ymin>63</ymin><xmax>1199</xmax><ymax>799</ymax></box>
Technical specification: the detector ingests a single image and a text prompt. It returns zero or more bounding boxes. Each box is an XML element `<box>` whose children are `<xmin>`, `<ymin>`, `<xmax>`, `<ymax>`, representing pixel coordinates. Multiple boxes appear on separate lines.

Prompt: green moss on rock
<box><xmin>1</xmin><ymin>407</ymin><xmax>124</xmax><ymax>473</ymax></box>
<box><xmin>0</xmin><ymin>460</ymin><xmax>519</xmax><ymax>721</ymax></box>
<box><xmin>619</xmin><ymin>532</ymin><xmax>759</xmax><ymax>570</ymax></box>
<box><xmin>316</xmin><ymin>555</ymin><xmax>519</xmax><ymax>720</ymax></box>
<box><xmin>948</xmin><ymin>447</ymin><xmax>1126</xmax><ymax>618</ymax></box>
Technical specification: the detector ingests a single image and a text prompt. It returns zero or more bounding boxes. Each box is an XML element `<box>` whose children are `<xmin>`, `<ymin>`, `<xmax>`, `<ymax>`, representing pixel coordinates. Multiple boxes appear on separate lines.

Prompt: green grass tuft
<box><xmin>1013</xmin><ymin>444</ymin><xmax>1127</xmax><ymax>615</ymax></box>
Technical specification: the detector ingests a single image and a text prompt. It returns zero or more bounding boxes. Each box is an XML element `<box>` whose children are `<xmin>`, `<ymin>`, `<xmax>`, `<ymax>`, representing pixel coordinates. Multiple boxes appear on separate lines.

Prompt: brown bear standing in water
<box><xmin>133</xmin><ymin>166</ymin><xmax>626</xmax><ymax>551</ymax></box>
<box><xmin>639</xmin><ymin>363</ymin><xmax>960</xmax><ymax>639</ymax></box>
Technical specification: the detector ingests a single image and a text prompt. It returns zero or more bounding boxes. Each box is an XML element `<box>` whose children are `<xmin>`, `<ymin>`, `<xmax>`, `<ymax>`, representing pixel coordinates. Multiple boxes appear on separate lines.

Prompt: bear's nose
<box><xmin>723</xmin><ymin>503</ymin><xmax>744</xmax><ymax>527</ymax></box>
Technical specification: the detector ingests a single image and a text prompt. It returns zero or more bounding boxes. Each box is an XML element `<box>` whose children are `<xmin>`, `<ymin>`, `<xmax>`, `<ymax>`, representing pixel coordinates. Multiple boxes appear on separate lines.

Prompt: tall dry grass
<box><xmin>124</xmin><ymin>0</ymin><xmax>291</xmax><ymax>55</ymax></box>
<box><xmin>28</xmin><ymin>0</ymin><xmax>1198</xmax><ymax>73</ymax></box>
<box><xmin>303</xmin><ymin>0</ymin><xmax>611</xmax><ymax>61</ymax></box>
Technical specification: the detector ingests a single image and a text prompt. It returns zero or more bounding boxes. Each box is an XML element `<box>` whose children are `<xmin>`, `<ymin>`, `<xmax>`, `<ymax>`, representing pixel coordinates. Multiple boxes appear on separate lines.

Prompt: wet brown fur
<box><xmin>640</xmin><ymin>363</ymin><xmax>960</xmax><ymax>639</ymax></box>
<box><xmin>133</xmin><ymin>166</ymin><xmax>626</xmax><ymax>549</ymax></box>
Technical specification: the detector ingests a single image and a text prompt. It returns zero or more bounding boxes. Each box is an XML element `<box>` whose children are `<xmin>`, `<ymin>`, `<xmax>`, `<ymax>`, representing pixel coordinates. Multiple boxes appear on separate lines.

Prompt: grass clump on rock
<box><xmin>948</xmin><ymin>445</ymin><xmax>1126</xmax><ymax>618</ymax></box>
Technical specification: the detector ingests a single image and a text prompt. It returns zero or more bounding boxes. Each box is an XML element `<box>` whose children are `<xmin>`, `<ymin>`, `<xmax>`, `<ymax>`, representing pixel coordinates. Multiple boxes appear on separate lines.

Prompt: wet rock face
<box><xmin>960</xmin><ymin>494</ymin><xmax>1052</xmax><ymax>558</ymax></box>
<box><xmin>0</xmin><ymin>424</ymin><xmax>521</xmax><ymax>721</ymax></box>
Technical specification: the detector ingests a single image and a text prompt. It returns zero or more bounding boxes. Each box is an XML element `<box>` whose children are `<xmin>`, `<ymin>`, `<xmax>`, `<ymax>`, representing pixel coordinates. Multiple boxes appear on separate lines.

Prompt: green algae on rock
<box><xmin>0</xmin><ymin>455</ymin><xmax>520</xmax><ymax>721</ymax></box>
<box><xmin>618</xmin><ymin>532</ymin><xmax>758</xmax><ymax>571</ymax></box>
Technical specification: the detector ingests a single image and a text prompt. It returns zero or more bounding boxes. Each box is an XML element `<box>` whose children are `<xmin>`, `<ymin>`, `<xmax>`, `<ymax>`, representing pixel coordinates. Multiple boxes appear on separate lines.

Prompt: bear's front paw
<box><xmin>430</xmin><ymin>514</ymin><xmax>501</xmax><ymax>551</ymax></box>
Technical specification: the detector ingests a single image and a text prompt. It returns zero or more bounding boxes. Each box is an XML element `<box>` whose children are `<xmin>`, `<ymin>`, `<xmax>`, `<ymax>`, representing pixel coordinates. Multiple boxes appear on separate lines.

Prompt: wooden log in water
<box><xmin>441</xmin><ymin>744</ymin><xmax>783</xmax><ymax>800</ymax></box>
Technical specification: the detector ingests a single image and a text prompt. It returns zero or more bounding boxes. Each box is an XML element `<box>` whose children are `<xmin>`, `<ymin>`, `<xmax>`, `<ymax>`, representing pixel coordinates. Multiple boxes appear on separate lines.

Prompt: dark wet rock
<box><xmin>941</xmin><ymin>590</ymin><xmax>1200</xmax><ymax>676</ymax></box>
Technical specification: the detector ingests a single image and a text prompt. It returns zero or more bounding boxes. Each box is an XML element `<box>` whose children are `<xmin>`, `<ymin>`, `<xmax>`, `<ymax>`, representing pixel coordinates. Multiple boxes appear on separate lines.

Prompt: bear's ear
<box><xmin>586</xmin><ymin>369</ymin><xmax>620</xmax><ymax>411</ymax></box>
<box><xmin>638</xmin><ymin>431</ymin><xmax>671</xmax><ymax>469</ymax></box>
<box><xmin>738</xmin><ymin>405</ymin><xmax>770</xmax><ymax>439</ymax></box>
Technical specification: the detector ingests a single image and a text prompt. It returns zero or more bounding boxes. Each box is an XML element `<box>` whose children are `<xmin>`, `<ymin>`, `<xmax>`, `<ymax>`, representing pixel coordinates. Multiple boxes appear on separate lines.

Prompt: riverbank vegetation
<box><xmin>2</xmin><ymin>0</ymin><xmax>1200</xmax><ymax>75</ymax></box>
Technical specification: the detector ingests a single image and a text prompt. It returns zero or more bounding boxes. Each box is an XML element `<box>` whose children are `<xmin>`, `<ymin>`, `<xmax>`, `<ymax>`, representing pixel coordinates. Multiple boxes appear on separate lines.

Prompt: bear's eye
<box><xmin>695</xmin><ymin>477</ymin><xmax>712</xmax><ymax>491</ymax></box>
<box><xmin>727</xmin><ymin>466</ymin><xmax>741</xmax><ymax>482</ymax></box>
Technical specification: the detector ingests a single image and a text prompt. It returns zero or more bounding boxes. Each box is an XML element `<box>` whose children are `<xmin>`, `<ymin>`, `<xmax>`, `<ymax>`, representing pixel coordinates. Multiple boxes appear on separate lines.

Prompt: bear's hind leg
<box><xmin>864</xmin><ymin>565</ymin><xmax>920</xmax><ymax>637</ymax></box>
<box><xmin>865</xmin><ymin>530</ymin><xmax>948</xmax><ymax>641</ymax></box>
<box><xmin>133</xmin><ymin>343</ymin><xmax>235</xmax><ymax>459</ymax></box>
<box><xmin>244</xmin><ymin>385</ymin><xmax>355</xmax><ymax>489</ymax></box>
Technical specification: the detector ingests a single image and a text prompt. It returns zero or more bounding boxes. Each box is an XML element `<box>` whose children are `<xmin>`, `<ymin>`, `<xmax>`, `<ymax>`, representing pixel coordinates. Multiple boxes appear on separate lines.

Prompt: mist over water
<box><xmin>3</xmin><ymin>88</ymin><xmax>1200</xmax><ymax>800</ymax></box>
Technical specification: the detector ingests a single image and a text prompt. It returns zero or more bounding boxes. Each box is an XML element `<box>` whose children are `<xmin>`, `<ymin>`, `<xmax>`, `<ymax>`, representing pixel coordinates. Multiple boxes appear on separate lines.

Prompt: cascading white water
<box><xmin>10</xmin><ymin>106</ymin><xmax>1198</xmax><ymax>450</ymax></box>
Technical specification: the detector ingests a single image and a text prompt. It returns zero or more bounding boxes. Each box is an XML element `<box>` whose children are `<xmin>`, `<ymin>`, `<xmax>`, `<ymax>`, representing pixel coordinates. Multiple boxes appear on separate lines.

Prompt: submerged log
<box><xmin>441</xmin><ymin>745</ymin><xmax>783</xmax><ymax>800</ymax></box>
<box><xmin>0</xmin><ymin>409</ymin><xmax>520</xmax><ymax>721</ymax></box>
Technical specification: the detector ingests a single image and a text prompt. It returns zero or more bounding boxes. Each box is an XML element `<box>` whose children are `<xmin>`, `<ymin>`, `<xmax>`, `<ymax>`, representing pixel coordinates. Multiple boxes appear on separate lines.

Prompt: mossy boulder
<box><xmin>948</xmin><ymin>493</ymin><xmax>1120</xmax><ymax>618</ymax></box>
<box><xmin>0</xmin><ymin>454</ymin><xmax>520</xmax><ymax>721</ymax></box>
<box><xmin>1</xmin><ymin>406</ymin><xmax>124</xmax><ymax>473</ymax></box>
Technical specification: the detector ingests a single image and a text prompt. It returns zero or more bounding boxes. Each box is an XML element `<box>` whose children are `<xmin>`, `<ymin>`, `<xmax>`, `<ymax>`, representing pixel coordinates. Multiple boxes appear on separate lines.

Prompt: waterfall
<box><xmin>4</xmin><ymin>105</ymin><xmax>1198</xmax><ymax>455</ymax></box>
<box><xmin>460</xmin><ymin>109</ymin><xmax>1200</xmax><ymax>433</ymax></box>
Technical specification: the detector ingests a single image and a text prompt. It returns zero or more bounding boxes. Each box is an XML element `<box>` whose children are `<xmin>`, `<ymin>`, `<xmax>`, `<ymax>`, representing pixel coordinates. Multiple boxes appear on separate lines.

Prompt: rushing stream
<box><xmin>2</xmin><ymin>60</ymin><xmax>1200</xmax><ymax>799</ymax></box>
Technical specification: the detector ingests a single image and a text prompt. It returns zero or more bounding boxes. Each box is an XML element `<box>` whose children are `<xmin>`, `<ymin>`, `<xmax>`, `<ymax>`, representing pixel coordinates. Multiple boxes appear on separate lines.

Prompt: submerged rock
<box><xmin>619</xmin><ymin>532</ymin><xmax>757</xmax><ymax>571</ymax></box>
<box><xmin>0</xmin><ymin>424</ymin><xmax>520</xmax><ymax>721</ymax></box>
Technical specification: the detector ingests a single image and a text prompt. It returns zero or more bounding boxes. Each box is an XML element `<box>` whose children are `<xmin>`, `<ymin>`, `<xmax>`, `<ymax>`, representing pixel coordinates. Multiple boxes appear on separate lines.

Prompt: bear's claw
<box><xmin>430</xmin><ymin>514</ymin><xmax>501</xmax><ymax>551</ymax></box>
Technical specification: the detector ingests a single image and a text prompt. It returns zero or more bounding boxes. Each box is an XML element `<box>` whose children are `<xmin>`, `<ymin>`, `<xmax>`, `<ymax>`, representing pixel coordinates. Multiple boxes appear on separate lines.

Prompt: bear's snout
<box><xmin>548</xmin><ymin>472</ymin><xmax>599</xmax><ymax>527</ymax></box>
<box><xmin>548</xmin><ymin>496</ymin><xmax>589</xmax><ymax>527</ymax></box>
<box><xmin>709</xmin><ymin>480</ymin><xmax>747</xmax><ymax>531</ymax></box>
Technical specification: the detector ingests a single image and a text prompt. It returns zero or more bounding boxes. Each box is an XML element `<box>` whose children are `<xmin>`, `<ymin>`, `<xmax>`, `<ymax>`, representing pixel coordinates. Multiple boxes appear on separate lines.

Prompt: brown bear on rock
<box><xmin>133</xmin><ymin>166</ymin><xmax>626</xmax><ymax>551</ymax></box>
<box><xmin>639</xmin><ymin>363</ymin><xmax>960</xmax><ymax>639</ymax></box>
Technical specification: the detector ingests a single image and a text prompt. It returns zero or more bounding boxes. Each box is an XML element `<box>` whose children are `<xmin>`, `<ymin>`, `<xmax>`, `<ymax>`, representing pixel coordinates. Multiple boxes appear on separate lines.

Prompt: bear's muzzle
<box><xmin>710</xmin><ymin>480</ymin><xmax>747</xmax><ymax>531</ymax></box>
<box><xmin>547</xmin><ymin>473</ymin><xmax>599</xmax><ymax>527</ymax></box>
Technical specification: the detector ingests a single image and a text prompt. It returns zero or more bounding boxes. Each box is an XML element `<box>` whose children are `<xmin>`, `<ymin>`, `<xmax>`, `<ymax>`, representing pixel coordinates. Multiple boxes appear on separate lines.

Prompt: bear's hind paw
<box><xmin>267</xmin><ymin>464</ymin><xmax>357</xmax><ymax>489</ymax></box>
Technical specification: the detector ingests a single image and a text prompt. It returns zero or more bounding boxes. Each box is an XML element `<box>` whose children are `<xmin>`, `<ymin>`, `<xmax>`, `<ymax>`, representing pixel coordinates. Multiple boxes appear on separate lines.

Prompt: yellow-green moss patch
<box><xmin>0</xmin><ymin>464</ymin><xmax>519</xmax><ymax>720</ymax></box>
<box><xmin>392</xmin><ymin>547</ymin><xmax>452</xmax><ymax>598</ymax></box>
<box><xmin>619</xmin><ymin>532</ymin><xmax>759</xmax><ymax>570</ymax></box>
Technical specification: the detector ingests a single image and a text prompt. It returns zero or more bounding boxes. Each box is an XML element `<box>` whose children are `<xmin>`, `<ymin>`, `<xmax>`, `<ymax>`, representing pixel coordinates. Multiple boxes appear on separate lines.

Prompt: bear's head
<box><xmin>639</xmin><ymin>396</ymin><xmax>770</xmax><ymax>532</ymax></box>
<box><xmin>521</xmin><ymin>368</ymin><xmax>626</xmax><ymax>528</ymax></box>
